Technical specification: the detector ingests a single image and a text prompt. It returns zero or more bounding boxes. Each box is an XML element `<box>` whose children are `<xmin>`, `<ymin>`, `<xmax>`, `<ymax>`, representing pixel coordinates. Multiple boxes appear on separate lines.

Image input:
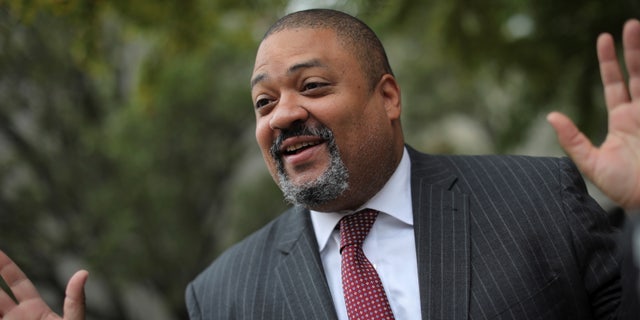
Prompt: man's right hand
<box><xmin>547</xmin><ymin>19</ymin><xmax>640</xmax><ymax>212</ymax></box>
<box><xmin>0</xmin><ymin>250</ymin><xmax>87</xmax><ymax>320</ymax></box>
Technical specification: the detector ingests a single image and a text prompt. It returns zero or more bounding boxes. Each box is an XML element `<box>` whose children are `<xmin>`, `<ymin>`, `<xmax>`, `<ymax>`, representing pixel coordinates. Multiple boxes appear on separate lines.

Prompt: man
<box><xmin>1</xmin><ymin>8</ymin><xmax>639</xmax><ymax>320</ymax></box>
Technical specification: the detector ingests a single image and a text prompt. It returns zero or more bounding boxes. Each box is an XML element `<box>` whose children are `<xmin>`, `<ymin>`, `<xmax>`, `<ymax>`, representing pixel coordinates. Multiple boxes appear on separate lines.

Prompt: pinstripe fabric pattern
<box><xmin>186</xmin><ymin>205</ymin><xmax>337</xmax><ymax>320</ymax></box>
<box><xmin>186</xmin><ymin>146</ymin><xmax>628</xmax><ymax>319</ymax></box>
<box><xmin>620</xmin><ymin>215</ymin><xmax>640</xmax><ymax>319</ymax></box>
<box><xmin>409</xmin><ymin>147</ymin><xmax>623</xmax><ymax>320</ymax></box>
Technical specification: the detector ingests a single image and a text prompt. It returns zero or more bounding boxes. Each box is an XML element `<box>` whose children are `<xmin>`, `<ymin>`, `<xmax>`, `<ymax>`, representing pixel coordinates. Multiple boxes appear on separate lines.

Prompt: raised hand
<box><xmin>548</xmin><ymin>19</ymin><xmax>640</xmax><ymax>211</ymax></box>
<box><xmin>0</xmin><ymin>250</ymin><xmax>87</xmax><ymax>320</ymax></box>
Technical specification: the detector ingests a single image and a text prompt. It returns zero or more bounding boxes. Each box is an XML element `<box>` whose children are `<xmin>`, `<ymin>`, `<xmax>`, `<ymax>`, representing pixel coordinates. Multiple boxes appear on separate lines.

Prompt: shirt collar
<box><xmin>310</xmin><ymin>147</ymin><xmax>413</xmax><ymax>251</ymax></box>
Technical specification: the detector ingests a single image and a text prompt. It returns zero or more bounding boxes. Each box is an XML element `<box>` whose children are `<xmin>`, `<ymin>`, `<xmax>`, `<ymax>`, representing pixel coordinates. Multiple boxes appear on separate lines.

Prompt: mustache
<box><xmin>269</xmin><ymin>123</ymin><xmax>333</xmax><ymax>159</ymax></box>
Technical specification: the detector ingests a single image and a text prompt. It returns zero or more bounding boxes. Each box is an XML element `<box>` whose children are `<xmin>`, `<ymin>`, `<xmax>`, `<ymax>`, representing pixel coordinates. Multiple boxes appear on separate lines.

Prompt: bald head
<box><xmin>263</xmin><ymin>9</ymin><xmax>394</xmax><ymax>91</ymax></box>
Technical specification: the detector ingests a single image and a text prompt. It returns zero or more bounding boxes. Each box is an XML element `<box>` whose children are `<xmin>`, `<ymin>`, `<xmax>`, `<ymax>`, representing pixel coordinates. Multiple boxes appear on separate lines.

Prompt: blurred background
<box><xmin>0</xmin><ymin>0</ymin><xmax>637</xmax><ymax>318</ymax></box>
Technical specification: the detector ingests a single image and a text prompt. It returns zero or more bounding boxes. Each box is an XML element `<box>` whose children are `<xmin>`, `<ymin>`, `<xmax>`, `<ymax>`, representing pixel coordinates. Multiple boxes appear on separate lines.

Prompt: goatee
<box><xmin>270</xmin><ymin>124</ymin><xmax>349</xmax><ymax>208</ymax></box>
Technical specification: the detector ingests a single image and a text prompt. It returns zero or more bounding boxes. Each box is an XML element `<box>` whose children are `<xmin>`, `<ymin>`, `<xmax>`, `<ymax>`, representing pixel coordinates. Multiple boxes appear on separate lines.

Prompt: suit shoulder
<box><xmin>442</xmin><ymin>153</ymin><xmax>570</xmax><ymax>169</ymax></box>
<box><xmin>189</xmin><ymin>206</ymin><xmax>301</xmax><ymax>288</ymax></box>
<box><xmin>410</xmin><ymin>149</ymin><xmax>588</xmax><ymax>206</ymax></box>
<box><xmin>408</xmin><ymin>146</ymin><xmax>576</xmax><ymax>177</ymax></box>
<box><xmin>185</xmin><ymin>206</ymin><xmax>308</xmax><ymax>318</ymax></box>
<box><xmin>435</xmin><ymin>153</ymin><xmax>577</xmax><ymax>181</ymax></box>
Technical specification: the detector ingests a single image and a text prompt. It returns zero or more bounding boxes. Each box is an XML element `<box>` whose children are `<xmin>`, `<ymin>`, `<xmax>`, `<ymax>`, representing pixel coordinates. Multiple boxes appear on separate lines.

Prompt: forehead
<box><xmin>251</xmin><ymin>28</ymin><xmax>354</xmax><ymax>85</ymax></box>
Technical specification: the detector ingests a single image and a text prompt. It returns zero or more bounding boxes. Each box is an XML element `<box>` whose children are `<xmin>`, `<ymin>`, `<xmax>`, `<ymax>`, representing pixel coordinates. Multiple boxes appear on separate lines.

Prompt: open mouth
<box><xmin>283</xmin><ymin>140</ymin><xmax>324</xmax><ymax>156</ymax></box>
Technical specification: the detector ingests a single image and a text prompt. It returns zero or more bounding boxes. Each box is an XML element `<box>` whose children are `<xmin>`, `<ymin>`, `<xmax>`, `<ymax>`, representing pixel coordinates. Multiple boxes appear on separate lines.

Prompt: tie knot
<box><xmin>339</xmin><ymin>209</ymin><xmax>379</xmax><ymax>251</ymax></box>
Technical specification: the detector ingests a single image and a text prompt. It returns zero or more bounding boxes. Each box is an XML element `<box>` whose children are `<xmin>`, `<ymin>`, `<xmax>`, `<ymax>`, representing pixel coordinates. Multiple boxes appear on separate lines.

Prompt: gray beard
<box><xmin>270</xmin><ymin>126</ymin><xmax>349</xmax><ymax>208</ymax></box>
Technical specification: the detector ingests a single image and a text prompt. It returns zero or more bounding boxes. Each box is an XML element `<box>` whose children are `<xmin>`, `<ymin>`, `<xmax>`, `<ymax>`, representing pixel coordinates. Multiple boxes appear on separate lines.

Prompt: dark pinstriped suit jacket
<box><xmin>186</xmin><ymin>147</ymin><xmax>633</xmax><ymax>319</ymax></box>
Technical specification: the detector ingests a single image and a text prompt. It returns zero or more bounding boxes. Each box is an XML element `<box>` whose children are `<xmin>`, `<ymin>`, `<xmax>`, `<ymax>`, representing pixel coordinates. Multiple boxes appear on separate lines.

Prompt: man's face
<box><xmin>251</xmin><ymin>27</ymin><xmax>401</xmax><ymax>211</ymax></box>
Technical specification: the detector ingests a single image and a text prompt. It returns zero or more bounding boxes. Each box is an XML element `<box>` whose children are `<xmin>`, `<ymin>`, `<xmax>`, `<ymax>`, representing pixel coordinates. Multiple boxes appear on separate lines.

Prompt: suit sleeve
<box><xmin>558</xmin><ymin>158</ymin><xmax>623</xmax><ymax>319</ymax></box>
<box><xmin>185</xmin><ymin>282</ymin><xmax>203</xmax><ymax>320</ymax></box>
<box><xmin>618</xmin><ymin>214</ymin><xmax>640</xmax><ymax>319</ymax></box>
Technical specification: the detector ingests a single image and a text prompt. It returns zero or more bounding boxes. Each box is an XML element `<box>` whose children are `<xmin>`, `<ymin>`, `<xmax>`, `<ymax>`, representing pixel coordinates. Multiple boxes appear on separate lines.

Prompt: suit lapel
<box><xmin>274</xmin><ymin>207</ymin><xmax>338</xmax><ymax>320</ymax></box>
<box><xmin>410</xmin><ymin>148</ymin><xmax>470</xmax><ymax>320</ymax></box>
<box><xmin>270</xmin><ymin>148</ymin><xmax>471</xmax><ymax>320</ymax></box>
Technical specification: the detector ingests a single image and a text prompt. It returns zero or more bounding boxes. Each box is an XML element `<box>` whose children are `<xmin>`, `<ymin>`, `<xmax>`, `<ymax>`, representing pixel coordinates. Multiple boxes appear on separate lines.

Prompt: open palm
<box><xmin>548</xmin><ymin>19</ymin><xmax>640</xmax><ymax>211</ymax></box>
<box><xmin>0</xmin><ymin>251</ymin><xmax>87</xmax><ymax>320</ymax></box>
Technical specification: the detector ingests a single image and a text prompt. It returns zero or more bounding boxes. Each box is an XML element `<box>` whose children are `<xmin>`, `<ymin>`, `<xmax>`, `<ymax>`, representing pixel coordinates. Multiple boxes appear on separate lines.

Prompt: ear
<box><xmin>378</xmin><ymin>74</ymin><xmax>402</xmax><ymax>121</ymax></box>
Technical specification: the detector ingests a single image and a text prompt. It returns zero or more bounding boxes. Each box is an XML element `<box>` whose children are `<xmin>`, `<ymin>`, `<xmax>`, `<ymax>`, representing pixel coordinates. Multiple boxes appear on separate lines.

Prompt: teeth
<box><xmin>286</xmin><ymin>141</ymin><xmax>319</xmax><ymax>153</ymax></box>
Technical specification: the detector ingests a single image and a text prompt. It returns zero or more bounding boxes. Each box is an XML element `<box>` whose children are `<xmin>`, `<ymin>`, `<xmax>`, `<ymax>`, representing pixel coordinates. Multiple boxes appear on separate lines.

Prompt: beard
<box><xmin>269</xmin><ymin>123</ymin><xmax>349</xmax><ymax>208</ymax></box>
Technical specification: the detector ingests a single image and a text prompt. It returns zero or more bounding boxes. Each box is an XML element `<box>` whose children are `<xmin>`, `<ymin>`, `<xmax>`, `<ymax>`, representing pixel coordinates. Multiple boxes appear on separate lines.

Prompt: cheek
<box><xmin>255</xmin><ymin>119</ymin><xmax>271</xmax><ymax>149</ymax></box>
<box><xmin>255</xmin><ymin>122</ymin><xmax>274</xmax><ymax>161</ymax></box>
<box><xmin>255</xmin><ymin>122</ymin><xmax>280</xmax><ymax>181</ymax></box>
<box><xmin>337</xmin><ymin>109</ymin><xmax>391</xmax><ymax>165</ymax></box>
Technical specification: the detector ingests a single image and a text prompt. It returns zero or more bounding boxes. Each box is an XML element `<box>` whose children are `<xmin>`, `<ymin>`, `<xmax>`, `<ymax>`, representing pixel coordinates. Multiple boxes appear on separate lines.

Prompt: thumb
<box><xmin>546</xmin><ymin>111</ymin><xmax>596</xmax><ymax>173</ymax></box>
<box><xmin>63</xmin><ymin>270</ymin><xmax>88</xmax><ymax>320</ymax></box>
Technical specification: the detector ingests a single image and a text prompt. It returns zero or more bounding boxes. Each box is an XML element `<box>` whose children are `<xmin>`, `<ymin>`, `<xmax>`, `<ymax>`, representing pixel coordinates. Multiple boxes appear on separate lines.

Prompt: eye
<box><xmin>254</xmin><ymin>97</ymin><xmax>274</xmax><ymax>109</ymax></box>
<box><xmin>302</xmin><ymin>81</ymin><xmax>328</xmax><ymax>92</ymax></box>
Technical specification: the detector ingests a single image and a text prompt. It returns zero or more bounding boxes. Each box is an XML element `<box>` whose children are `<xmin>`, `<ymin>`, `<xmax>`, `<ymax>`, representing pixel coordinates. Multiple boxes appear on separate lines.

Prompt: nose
<box><xmin>269</xmin><ymin>93</ymin><xmax>310</xmax><ymax>130</ymax></box>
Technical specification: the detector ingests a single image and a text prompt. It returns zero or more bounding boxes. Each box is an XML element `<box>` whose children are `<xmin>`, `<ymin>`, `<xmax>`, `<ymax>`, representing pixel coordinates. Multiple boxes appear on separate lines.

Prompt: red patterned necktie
<box><xmin>340</xmin><ymin>209</ymin><xmax>395</xmax><ymax>320</ymax></box>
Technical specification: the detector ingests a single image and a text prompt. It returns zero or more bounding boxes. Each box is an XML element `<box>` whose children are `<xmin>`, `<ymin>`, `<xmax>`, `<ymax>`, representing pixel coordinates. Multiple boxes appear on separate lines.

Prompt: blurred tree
<box><xmin>362</xmin><ymin>0</ymin><xmax>639</xmax><ymax>152</ymax></box>
<box><xmin>0</xmin><ymin>0</ymin><xmax>287</xmax><ymax>318</ymax></box>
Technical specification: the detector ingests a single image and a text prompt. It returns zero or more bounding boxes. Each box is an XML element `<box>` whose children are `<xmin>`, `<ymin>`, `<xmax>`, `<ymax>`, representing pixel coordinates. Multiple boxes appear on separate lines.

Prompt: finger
<box><xmin>623</xmin><ymin>19</ymin><xmax>640</xmax><ymax>100</ymax></box>
<box><xmin>597</xmin><ymin>32</ymin><xmax>630</xmax><ymax>110</ymax></box>
<box><xmin>0</xmin><ymin>251</ymin><xmax>41</xmax><ymax>303</ymax></box>
<box><xmin>546</xmin><ymin>112</ymin><xmax>597</xmax><ymax>174</ymax></box>
<box><xmin>0</xmin><ymin>288</ymin><xmax>17</xmax><ymax>316</ymax></box>
<box><xmin>62</xmin><ymin>270</ymin><xmax>88</xmax><ymax>320</ymax></box>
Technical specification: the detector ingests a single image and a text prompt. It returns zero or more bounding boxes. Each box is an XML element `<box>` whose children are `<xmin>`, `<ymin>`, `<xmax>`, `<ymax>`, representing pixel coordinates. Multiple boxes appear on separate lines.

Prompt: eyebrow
<box><xmin>250</xmin><ymin>59</ymin><xmax>327</xmax><ymax>89</ymax></box>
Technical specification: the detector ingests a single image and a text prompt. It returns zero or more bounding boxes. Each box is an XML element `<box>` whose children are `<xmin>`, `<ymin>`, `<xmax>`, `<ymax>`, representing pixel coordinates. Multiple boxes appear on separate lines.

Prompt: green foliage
<box><xmin>382</xmin><ymin>0</ymin><xmax>638</xmax><ymax>152</ymax></box>
<box><xmin>0</xmin><ymin>1</ymin><xmax>279</xmax><ymax>318</ymax></box>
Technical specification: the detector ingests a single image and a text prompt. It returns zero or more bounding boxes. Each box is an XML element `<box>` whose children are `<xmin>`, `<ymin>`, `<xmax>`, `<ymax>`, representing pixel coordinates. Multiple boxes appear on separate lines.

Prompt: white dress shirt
<box><xmin>310</xmin><ymin>148</ymin><xmax>420</xmax><ymax>320</ymax></box>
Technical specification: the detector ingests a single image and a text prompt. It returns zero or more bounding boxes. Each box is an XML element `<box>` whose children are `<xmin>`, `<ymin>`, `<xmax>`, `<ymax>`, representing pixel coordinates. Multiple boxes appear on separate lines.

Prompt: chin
<box><xmin>286</xmin><ymin>166</ymin><xmax>327</xmax><ymax>185</ymax></box>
